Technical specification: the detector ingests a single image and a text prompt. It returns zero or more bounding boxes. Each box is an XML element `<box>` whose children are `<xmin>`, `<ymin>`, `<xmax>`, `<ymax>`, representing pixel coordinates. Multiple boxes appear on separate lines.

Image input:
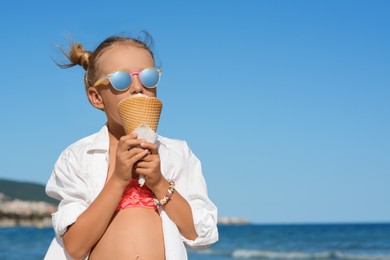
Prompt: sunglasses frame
<box><xmin>93</xmin><ymin>67</ymin><xmax>162</xmax><ymax>91</ymax></box>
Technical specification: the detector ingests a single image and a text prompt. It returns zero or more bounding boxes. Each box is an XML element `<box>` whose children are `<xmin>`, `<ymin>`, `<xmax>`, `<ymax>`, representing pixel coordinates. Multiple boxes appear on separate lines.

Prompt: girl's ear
<box><xmin>87</xmin><ymin>87</ymin><xmax>105</xmax><ymax>110</ymax></box>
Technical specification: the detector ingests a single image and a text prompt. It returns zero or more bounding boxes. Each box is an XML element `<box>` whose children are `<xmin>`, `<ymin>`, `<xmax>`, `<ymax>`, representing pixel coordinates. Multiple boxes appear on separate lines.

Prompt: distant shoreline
<box><xmin>218</xmin><ymin>216</ymin><xmax>250</xmax><ymax>225</ymax></box>
<box><xmin>1</xmin><ymin>192</ymin><xmax>253</xmax><ymax>228</ymax></box>
<box><xmin>0</xmin><ymin>193</ymin><xmax>56</xmax><ymax>228</ymax></box>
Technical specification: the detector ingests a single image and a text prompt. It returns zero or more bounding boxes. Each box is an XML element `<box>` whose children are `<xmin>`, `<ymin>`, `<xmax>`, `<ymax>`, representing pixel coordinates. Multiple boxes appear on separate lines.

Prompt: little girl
<box><xmin>44</xmin><ymin>33</ymin><xmax>218</xmax><ymax>260</ymax></box>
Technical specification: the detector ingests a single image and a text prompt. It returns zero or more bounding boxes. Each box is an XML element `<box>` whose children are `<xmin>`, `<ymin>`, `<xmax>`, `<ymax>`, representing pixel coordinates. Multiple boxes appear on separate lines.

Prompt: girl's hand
<box><xmin>134</xmin><ymin>141</ymin><xmax>165</xmax><ymax>190</ymax></box>
<box><xmin>113</xmin><ymin>133</ymin><xmax>148</xmax><ymax>184</ymax></box>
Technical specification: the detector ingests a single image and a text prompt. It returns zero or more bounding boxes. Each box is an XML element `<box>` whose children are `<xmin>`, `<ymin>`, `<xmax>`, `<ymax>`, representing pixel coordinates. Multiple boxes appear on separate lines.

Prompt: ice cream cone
<box><xmin>118</xmin><ymin>94</ymin><xmax>163</xmax><ymax>135</ymax></box>
<box><xmin>117</xmin><ymin>94</ymin><xmax>163</xmax><ymax>186</ymax></box>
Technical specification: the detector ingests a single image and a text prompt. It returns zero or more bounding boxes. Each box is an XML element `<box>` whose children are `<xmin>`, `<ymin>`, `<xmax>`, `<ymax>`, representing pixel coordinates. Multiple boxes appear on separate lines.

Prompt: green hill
<box><xmin>0</xmin><ymin>179</ymin><xmax>57</xmax><ymax>205</ymax></box>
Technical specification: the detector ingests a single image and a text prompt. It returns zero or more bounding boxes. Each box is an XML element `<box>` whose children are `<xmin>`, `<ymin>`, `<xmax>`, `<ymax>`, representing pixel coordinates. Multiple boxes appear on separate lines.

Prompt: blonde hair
<box><xmin>58</xmin><ymin>33</ymin><xmax>155</xmax><ymax>91</ymax></box>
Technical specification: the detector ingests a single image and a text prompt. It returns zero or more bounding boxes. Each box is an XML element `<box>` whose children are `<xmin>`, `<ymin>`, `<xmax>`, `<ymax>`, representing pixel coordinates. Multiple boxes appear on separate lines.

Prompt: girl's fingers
<box><xmin>133</xmin><ymin>164</ymin><xmax>154</xmax><ymax>175</ymax></box>
<box><xmin>133</xmin><ymin>160</ymin><xmax>149</xmax><ymax>169</ymax></box>
<box><xmin>128</xmin><ymin>149</ymin><xmax>149</xmax><ymax>164</ymax></box>
<box><xmin>133</xmin><ymin>156</ymin><xmax>160</xmax><ymax>174</ymax></box>
<box><xmin>140</xmin><ymin>142</ymin><xmax>158</xmax><ymax>154</ymax></box>
<box><xmin>118</xmin><ymin>134</ymin><xmax>145</xmax><ymax>152</ymax></box>
<box><xmin>125</xmin><ymin>148</ymin><xmax>145</xmax><ymax>158</ymax></box>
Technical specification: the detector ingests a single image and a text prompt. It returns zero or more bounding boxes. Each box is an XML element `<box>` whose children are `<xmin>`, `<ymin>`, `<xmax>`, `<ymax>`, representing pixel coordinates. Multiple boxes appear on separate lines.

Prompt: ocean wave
<box><xmin>231</xmin><ymin>249</ymin><xmax>390</xmax><ymax>260</ymax></box>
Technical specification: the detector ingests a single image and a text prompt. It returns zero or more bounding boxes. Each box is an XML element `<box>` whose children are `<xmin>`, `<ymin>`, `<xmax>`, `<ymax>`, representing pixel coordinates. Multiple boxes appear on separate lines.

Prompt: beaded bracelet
<box><xmin>154</xmin><ymin>179</ymin><xmax>175</xmax><ymax>207</ymax></box>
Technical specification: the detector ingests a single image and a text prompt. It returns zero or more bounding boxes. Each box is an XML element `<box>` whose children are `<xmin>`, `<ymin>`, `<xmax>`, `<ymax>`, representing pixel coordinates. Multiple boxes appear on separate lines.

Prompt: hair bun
<box><xmin>78</xmin><ymin>51</ymin><xmax>90</xmax><ymax>70</ymax></box>
<box><xmin>67</xmin><ymin>43</ymin><xmax>91</xmax><ymax>71</ymax></box>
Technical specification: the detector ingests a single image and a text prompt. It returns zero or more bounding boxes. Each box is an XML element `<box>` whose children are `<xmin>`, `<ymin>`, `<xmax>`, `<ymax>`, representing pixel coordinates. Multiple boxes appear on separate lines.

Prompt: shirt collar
<box><xmin>86</xmin><ymin>124</ymin><xmax>166</xmax><ymax>153</ymax></box>
<box><xmin>86</xmin><ymin>124</ymin><xmax>110</xmax><ymax>153</ymax></box>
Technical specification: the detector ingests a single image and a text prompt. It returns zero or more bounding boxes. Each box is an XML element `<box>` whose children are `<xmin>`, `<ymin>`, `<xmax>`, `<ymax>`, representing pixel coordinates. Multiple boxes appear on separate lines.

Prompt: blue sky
<box><xmin>0</xmin><ymin>0</ymin><xmax>389</xmax><ymax>224</ymax></box>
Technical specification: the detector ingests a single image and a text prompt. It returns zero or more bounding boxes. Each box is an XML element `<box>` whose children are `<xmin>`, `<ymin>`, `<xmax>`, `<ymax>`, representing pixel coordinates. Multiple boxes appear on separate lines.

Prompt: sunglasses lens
<box><xmin>140</xmin><ymin>68</ymin><xmax>160</xmax><ymax>88</ymax></box>
<box><xmin>110</xmin><ymin>71</ymin><xmax>131</xmax><ymax>90</ymax></box>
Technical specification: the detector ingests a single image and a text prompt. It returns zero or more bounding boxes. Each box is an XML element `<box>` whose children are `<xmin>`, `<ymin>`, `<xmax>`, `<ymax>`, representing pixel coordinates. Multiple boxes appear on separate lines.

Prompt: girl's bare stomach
<box><xmin>89</xmin><ymin>207</ymin><xmax>165</xmax><ymax>260</ymax></box>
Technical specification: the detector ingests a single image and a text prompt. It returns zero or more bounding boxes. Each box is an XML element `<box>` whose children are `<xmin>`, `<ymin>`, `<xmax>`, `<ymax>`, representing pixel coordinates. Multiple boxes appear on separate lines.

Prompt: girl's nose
<box><xmin>129</xmin><ymin>75</ymin><xmax>143</xmax><ymax>94</ymax></box>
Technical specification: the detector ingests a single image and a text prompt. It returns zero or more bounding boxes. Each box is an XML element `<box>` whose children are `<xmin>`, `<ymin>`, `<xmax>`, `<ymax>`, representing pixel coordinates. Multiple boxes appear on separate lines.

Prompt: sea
<box><xmin>0</xmin><ymin>223</ymin><xmax>389</xmax><ymax>260</ymax></box>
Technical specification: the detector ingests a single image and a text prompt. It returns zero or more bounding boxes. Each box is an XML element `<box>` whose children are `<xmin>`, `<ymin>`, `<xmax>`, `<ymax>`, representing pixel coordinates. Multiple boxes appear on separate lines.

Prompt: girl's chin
<box><xmin>107</xmin><ymin>119</ymin><xmax>125</xmax><ymax>130</ymax></box>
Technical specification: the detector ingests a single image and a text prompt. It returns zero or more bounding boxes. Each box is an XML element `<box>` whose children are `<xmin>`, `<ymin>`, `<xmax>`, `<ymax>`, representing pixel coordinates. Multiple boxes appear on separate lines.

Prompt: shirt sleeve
<box><xmin>180</xmin><ymin>142</ymin><xmax>219</xmax><ymax>248</ymax></box>
<box><xmin>46</xmin><ymin>149</ymin><xmax>89</xmax><ymax>237</ymax></box>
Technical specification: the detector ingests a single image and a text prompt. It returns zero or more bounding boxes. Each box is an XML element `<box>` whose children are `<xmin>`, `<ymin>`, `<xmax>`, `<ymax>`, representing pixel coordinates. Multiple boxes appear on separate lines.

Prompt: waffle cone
<box><xmin>118</xmin><ymin>95</ymin><xmax>163</xmax><ymax>134</ymax></box>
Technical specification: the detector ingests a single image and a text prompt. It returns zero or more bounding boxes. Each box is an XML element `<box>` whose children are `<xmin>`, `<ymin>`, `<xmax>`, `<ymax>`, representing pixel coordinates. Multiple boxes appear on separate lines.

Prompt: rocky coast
<box><xmin>0</xmin><ymin>193</ymin><xmax>56</xmax><ymax>227</ymax></box>
<box><xmin>217</xmin><ymin>216</ymin><xmax>250</xmax><ymax>225</ymax></box>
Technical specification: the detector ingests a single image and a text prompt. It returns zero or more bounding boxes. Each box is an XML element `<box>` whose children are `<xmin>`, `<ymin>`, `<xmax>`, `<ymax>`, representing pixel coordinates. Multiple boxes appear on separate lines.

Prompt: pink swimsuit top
<box><xmin>108</xmin><ymin>178</ymin><xmax>156</xmax><ymax>210</ymax></box>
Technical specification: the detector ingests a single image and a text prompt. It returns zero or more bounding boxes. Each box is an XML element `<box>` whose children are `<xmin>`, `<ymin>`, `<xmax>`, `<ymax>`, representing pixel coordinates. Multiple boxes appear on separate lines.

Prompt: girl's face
<box><xmin>90</xmin><ymin>45</ymin><xmax>156</xmax><ymax>131</ymax></box>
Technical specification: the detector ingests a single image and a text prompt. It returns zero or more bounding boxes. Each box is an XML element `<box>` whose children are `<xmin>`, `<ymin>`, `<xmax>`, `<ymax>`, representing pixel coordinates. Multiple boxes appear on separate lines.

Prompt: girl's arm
<box><xmin>61</xmin><ymin>135</ymin><xmax>148</xmax><ymax>259</ymax></box>
<box><xmin>136</xmin><ymin>142</ymin><xmax>199</xmax><ymax>241</ymax></box>
<box><xmin>152</xmin><ymin>179</ymin><xmax>198</xmax><ymax>240</ymax></box>
<box><xmin>62</xmin><ymin>176</ymin><xmax>128</xmax><ymax>259</ymax></box>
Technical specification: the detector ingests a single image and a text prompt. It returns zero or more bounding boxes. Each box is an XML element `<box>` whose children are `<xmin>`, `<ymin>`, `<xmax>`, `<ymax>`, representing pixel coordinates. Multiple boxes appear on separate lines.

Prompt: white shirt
<box><xmin>44</xmin><ymin>125</ymin><xmax>218</xmax><ymax>260</ymax></box>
